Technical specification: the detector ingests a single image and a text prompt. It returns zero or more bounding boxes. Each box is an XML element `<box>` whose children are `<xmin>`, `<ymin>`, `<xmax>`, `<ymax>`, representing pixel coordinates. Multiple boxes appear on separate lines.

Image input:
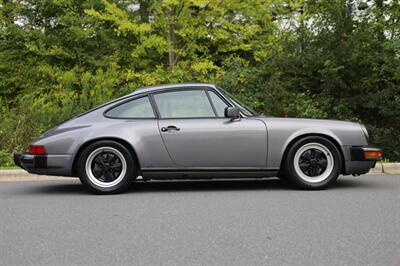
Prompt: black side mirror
<box><xmin>224</xmin><ymin>106</ymin><xmax>240</xmax><ymax>120</ymax></box>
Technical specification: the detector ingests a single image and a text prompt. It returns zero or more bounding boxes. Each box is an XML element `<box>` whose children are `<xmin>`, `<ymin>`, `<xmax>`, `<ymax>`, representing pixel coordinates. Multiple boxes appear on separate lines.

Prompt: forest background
<box><xmin>0</xmin><ymin>0</ymin><xmax>399</xmax><ymax>166</ymax></box>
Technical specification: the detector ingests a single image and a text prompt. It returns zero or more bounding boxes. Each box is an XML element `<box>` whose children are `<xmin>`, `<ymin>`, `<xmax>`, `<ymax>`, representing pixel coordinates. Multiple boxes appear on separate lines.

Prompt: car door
<box><xmin>152</xmin><ymin>88</ymin><xmax>267</xmax><ymax>168</ymax></box>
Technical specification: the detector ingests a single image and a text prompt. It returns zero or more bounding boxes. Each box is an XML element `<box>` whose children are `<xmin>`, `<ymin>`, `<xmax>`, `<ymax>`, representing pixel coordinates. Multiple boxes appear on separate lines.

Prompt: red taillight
<box><xmin>28</xmin><ymin>145</ymin><xmax>47</xmax><ymax>155</ymax></box>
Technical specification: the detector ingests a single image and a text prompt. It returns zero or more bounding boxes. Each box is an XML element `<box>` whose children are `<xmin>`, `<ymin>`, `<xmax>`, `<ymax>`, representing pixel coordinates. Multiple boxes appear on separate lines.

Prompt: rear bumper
<box><xmin>13</xmin><ymin>152</ymin><xmax>74</xmax><ymax>177</ymax></box>
<box><xmin>344</xmin><ymin>147</ymin><xmax>382</xmax><ymax>175</ymax></box>
<box><xmin>14</xmin><ymin>153</ymin><xmax>46</xmax><ymax>169</ymax></box>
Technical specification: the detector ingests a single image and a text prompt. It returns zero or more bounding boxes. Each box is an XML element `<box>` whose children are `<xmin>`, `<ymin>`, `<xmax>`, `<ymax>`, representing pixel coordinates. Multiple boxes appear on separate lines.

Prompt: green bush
<box><xmin>0</xmin><ymin>0</ymin><xmax>399</xmax><ymax>166</ymax></box>
<box><xmin>0</xmin><ymin>149</ymin><xmax>13</xmax><ymax>167</ymax></box>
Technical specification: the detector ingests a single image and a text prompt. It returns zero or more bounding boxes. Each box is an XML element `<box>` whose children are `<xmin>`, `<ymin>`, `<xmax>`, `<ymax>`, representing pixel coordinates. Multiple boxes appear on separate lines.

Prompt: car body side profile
<box><xmin>14</xmin><ymin>83</ymin><xmax>382</xmax><ymax>193</ymax></box>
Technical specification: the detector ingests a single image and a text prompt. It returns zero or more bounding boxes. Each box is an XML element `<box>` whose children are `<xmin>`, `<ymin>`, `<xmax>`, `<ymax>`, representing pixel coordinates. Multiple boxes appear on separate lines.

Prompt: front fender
<box><xmin>262</xmin><ymin>117</ymin><xmax>367</xmax><ymax>169</ymax></box>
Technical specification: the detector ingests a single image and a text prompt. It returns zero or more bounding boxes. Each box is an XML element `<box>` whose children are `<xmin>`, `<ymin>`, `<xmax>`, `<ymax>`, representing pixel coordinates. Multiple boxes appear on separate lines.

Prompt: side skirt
<box><xmin>141</xmin><ymin>168</ymin><xmax>280</xmax><ymax>180</ymax></box>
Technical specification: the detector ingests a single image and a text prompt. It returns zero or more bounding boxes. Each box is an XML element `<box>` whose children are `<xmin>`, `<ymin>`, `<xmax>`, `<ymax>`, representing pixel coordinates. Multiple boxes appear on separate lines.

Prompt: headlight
<box><xmin>360</xmin><ymin>124</ymin><xmax>369</xmax><ymax>141</ymax></box>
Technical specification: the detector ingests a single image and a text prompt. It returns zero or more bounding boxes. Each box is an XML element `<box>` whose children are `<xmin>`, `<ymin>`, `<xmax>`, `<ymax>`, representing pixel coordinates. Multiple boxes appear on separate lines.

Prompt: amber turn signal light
<box><xmin>364</xmin><ymin>150</ymin><xmax>382</xmax><ymax>159</ymax></box>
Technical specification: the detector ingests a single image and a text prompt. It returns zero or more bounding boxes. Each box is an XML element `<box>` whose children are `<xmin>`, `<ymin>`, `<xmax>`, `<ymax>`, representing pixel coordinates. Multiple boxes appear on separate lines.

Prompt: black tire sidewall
<box><xmin>77</xmin><ymin>141</ymin><xmax>135</xmax><ymax>194</ymax></box>
<box><xmin>284</xmin><ymin>136</ymin><xmax>342</xmax><ymax>189</ymax></box>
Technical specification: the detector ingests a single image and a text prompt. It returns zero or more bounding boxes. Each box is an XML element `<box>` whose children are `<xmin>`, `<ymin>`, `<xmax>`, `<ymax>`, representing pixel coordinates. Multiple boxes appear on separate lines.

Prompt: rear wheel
<box><xmin>282</xmin><ymin>136</ymin><xmax>342</xmax><ymax>189</ymax></box>
<box><xmin>77</xmin><ymin>141</ymin><xmax>136</xmax><ymax>194</ymax></box>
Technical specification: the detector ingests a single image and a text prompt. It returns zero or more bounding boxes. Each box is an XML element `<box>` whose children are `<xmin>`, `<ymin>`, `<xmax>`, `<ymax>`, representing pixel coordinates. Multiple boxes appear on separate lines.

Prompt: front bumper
<box><xmin>344</xmin><ymin>147</ymin><xmax>383</xmax><ymax>175</ymax></box>
<box><xmin>350</xmin><ymin>147</ymin><xmax>383</xmax><ymax>161</ymax></box>
<box><xmin>13</xmin><ymin>152</ymin><xmax>74</xmax><ymax>177</ymax></box>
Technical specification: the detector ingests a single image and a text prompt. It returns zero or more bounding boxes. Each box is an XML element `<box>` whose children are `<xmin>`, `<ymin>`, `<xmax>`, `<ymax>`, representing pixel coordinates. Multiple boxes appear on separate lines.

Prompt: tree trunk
<box><xmin>375</xmin><ymin>0</ymin><xmax>385</xmax><ymax>41</ymax></box>
<box><xmin>168</xmin><ymin>21</ymin><xmax>177</xmax><ymax>68</ymax></box>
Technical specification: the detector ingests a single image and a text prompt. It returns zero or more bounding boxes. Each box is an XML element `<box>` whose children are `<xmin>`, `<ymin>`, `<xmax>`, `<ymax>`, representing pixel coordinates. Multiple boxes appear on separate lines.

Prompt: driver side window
<box><xmin>154</xmin><ymin>90</ymin><xmax>216</xmax><ymax>118</ymax></box>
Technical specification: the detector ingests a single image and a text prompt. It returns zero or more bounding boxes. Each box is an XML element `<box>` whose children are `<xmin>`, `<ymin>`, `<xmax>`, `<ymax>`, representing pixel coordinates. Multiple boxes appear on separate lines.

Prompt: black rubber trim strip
<box><xmin>142</xmin><ymin>168</ymin><xmax>279</xmax><ymax>173</ymax></box>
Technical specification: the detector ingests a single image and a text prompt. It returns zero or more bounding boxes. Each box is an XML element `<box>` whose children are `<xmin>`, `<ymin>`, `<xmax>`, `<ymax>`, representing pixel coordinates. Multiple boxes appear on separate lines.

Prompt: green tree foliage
<box><xmin>0</xmin><ymin>0</ymin><xmax>399</xmax><ymax>165</ymax></box>
<box><xmin>270</xmin><ymin>0</ymin><xmax>400</xmax><ymax>159</ymax></box>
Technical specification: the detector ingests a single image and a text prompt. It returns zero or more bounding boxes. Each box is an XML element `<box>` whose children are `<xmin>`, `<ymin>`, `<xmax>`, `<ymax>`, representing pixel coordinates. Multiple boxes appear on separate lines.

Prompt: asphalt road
<box><xmin>0</xmin><ymin>174</ymin><xmax>399</xmax><ymax>266</ymax></box>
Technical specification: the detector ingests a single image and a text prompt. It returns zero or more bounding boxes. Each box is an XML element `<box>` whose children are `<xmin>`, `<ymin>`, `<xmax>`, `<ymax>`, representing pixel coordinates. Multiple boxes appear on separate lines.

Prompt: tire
<box><xmin>77</xmin><ymin>141</ymin><xmax>136</xmax><ymax>194</ymax></box>
<box><xmin>282</xmin><ymin>136</ymin><xmax>342</xmax><ymax>190</ymax></box>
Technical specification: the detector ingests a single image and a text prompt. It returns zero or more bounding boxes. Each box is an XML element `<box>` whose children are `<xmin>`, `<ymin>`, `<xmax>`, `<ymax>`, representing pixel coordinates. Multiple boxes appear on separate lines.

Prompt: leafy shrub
<box><xmin>0</xmin><ymin>149</ymin><xmax>13</xmax><ymax>167</ymax></box>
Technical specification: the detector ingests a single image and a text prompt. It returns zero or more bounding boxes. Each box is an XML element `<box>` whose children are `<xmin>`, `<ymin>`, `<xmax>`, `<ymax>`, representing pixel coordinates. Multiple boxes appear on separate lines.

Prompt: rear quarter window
<box><xmin>105</xmin><ymin>97</ymin><xmax>155</xmax><ymax>118</ymax></box>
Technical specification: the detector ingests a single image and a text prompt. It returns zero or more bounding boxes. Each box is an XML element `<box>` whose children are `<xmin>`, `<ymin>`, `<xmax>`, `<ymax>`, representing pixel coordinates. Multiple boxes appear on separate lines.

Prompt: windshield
<box><xmin>218</xmin><ymin>87</ymin><xmax>257</xmax><ymax>117</ymax></box>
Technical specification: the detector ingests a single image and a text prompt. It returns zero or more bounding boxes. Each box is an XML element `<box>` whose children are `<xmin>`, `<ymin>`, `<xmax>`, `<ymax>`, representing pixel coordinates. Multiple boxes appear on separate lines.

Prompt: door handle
<box><xmin>161</xmin><ymin>125</ymin><xmax>180</xmax><ymax>132</ymax></box>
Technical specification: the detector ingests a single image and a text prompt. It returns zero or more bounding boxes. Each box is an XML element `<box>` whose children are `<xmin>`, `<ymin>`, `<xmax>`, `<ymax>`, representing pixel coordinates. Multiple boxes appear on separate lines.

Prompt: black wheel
<box><xmin>77</xmin><ymin>141</ymin><xmax>136</xmax><ymax>194</ymax></box>
<box><xmin>282</xmin><ymin>136</ymin><xmax>342</xmax><ymax>190</ymax></box>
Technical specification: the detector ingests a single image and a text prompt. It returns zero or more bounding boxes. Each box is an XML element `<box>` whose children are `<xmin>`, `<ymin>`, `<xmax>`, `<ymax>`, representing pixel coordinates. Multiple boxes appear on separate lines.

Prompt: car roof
<box><xmin>74</xmin><ymin>83</ymin><xmax>219</xmax><ymax>119</ymax></box>
<box><xmin>130</xmin><ymin>83</ymin><xmax>217</xmax><ymax>96</ymax></box>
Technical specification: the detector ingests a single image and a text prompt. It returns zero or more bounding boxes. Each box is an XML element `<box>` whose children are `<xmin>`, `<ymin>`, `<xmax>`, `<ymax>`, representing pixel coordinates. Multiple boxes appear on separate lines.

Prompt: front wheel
<box><xmin>77</xmin><ymin>141</ymin><xmax>136</xmax><ymax>194</ymax></box>
<box><xmin>282</xmin><ymin>136</ymin><xmax>342</xmax><ymax>190</ymax></box>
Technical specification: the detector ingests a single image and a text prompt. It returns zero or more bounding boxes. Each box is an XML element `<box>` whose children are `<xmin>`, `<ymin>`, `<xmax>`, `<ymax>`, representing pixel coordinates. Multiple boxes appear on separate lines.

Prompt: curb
<box><xmin>0</xmin><ymin>170</ymin><xmax>72</xmax><ymax>182</ymax></box>
<box><xmin>0</xmin><ymin>163</ymin><xmax>399</xmax><ymax>181</ymax></box>
<box><xmin>356</xmin><ymin>162</ymin><xmax>400</xmax><ymax>175</ymax></box>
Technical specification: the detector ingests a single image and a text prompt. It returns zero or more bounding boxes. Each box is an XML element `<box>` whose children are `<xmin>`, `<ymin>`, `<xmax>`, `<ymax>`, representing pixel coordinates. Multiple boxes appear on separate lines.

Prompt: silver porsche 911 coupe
<box><xmin>14</xmin><ymin>83</ymin><xmax>382</xmax><ymax>193</ymax></box>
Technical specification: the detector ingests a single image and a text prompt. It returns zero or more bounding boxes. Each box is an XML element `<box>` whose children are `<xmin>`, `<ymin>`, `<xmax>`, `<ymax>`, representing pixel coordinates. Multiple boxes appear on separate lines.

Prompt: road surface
<box><xmin>0</xmin><ymin>174</ymin><xmax>399</xmax><ymax>265</ymax></box>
